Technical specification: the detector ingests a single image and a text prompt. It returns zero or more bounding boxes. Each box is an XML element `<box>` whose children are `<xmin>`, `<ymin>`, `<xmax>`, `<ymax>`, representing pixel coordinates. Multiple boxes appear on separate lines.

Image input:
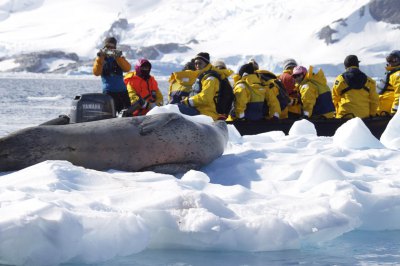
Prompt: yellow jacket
<box><xmin>93</xmin><ymin>56</ymin><xmax>131</xmax><ymax>76</ymax></box>
<box><xmin>332</xmin><ymin>67</ymin><xmax>378</xmax><ymax>118</ymax></box>
<box><xmin>377</xmin><ymin>66</ymin><xmax>400</xmax><ymax>115</ymax></box>
<box><xmin>168</xmin><ymin>70</ymin><xmax>199</xmax><ymax>104</ymax></box>
<box><xmin>297</xmin><ymin>67</ymin><xmax>335</xmax><ymax>118</ymax></box>
<box><xmin>228</xmin><ymin>74</ymin><xmax>280</xmax><ymax>121</ymax></box>
<box><xmin>257</xmin><ymin>70</ymin><xmax>284</xmax><ymax>118</ymax></box>
<box><xmin>188</xmin><ymin>65</ymin><xmax>233</xmax><ymax>120</ymax></box>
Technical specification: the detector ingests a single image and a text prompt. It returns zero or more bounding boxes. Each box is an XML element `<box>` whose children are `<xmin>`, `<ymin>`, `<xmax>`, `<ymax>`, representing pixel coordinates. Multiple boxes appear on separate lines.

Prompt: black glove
<box><xmin>114</xmin><ymin>49</ymin><xmax>122</xmax><ymax>58</ymax></box>
<box><xmin>96</xmin><ymin>49</ymin><xmax>105</xmax><ymax>57</ymax></box>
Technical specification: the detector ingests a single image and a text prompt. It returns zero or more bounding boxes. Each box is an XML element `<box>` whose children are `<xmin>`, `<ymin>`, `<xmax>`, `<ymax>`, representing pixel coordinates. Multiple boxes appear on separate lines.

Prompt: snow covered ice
<box><xmin>1</xmin><ymin>107</ymin><xmax>400</xmax><ymax>265</ymax></box>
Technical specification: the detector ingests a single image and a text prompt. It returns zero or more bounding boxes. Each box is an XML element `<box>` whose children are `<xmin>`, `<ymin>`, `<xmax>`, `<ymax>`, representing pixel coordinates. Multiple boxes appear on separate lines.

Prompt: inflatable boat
<box><xmin>41</xmin><ymin>93</ymin><xmax>392</xmax><ymax>139</ymax></box>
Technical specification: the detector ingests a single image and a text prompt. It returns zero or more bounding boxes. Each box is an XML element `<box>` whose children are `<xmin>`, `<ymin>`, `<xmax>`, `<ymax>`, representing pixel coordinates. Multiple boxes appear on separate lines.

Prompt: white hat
<box><xmin>213</xmin><ymin>60</ymin><xmax>227</xmax><ymax>69</ymax></box>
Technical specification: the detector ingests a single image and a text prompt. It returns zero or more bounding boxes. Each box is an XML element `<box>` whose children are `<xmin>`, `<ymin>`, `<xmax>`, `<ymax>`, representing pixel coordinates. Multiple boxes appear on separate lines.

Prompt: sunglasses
<box><xmin>105</xmin><ymin>45</ymin><xmax>116</xmax><ymax>49</ymax></box>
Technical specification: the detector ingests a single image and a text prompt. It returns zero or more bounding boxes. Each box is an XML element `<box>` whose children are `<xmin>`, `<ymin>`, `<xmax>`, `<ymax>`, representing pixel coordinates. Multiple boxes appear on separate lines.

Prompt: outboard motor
<box><xmin>69</xmin><ymin>93</ymin><xmax>116</xmax><ymax>123</ymax></box>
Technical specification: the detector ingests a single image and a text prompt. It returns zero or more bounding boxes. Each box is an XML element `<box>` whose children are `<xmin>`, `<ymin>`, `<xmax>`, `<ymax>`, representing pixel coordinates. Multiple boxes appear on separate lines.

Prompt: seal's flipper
<box><xmin>141</xmin><ymin>162</ymin><xmax>200</xmax><ymax>175</ymax></box>
<box><xmin>139</xmin><ymin>113</ymin><xmax>182</xmax><ymax>135</ymax></box>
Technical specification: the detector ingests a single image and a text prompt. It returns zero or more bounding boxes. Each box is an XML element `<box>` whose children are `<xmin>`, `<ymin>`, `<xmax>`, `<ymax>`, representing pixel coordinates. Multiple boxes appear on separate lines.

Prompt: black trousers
<box><xmin>105</xmin><ymin>91</ymin><xmax>131</xmax><ymax>113</ymax></box>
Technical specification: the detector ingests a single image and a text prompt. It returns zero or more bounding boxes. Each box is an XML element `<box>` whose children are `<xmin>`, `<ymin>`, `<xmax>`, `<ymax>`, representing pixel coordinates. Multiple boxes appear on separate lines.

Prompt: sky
<box><xmin>0</xmin><ymin>0</ymin><xmax>399</xmax><ymax>77</ymax></box>
<box><xmin>1</xmin><ymin>104</ymin><xmax>400</xmax><ymax>265</ymax></box>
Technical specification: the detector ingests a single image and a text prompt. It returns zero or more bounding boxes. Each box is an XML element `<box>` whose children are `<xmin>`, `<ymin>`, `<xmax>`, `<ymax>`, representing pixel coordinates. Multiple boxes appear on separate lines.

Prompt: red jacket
<box><xmin>124</xmin><ymin>72</ymin><xmax>163</xmax><ymax>115</ymax></box>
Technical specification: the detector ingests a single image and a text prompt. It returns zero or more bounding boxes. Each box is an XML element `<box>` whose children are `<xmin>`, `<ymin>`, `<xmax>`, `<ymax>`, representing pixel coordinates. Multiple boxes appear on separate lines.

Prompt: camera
<box><xmin>98</xmin><ymin>48</ymin><xmax>122</xmax><ymax>58</ymax></box>
<box><xmin>104</xmin><ymin>49</ymin><xmax>115</xmax><ymax>57</ymax></box>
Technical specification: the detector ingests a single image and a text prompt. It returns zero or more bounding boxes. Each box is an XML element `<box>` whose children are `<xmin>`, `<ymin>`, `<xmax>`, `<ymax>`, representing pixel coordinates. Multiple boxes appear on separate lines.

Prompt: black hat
<box><xmin>238</xmin><ymin>63</ymin><xmax>255</xmax><ymax>77</ymax></box>
<box><xmin>386</xmin><ymin>50</ymin><xmax>400</xmax><ymax>66</ymax></box>
<box><xmin>344</xmin><ymin>55</ymin><xmax>360</xmax><ymax>68</ymax></box>
<box><xmin>104</xmin><ymin>37</ymin><xmax>117</xmax><ymax>47</ymax></box>
<box><xmin>194</xmin><ymin>52</ymin><xmax>210</xmax><ymax>64</ymax></box>
<box><xmin>182</xmin><ymin>59</ymin><xmax>196</xmax><ymax>71</ymax></box>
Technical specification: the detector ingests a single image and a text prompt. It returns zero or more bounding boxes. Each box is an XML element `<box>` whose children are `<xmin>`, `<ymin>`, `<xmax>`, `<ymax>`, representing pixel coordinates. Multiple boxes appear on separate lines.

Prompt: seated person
<box><xmin>292</xmin><ymin>66</ymin><xmax>335</xmax><ymax>119</ymax></box>
<box><xmin>228</xmin><ymin>63</ymin><xmax>280</xmax><ymax>121</ymax></box>
<box><xmin>124</xmin><ymin>58</ymin><xmax>163</xmax><ymax>116</ymax></box>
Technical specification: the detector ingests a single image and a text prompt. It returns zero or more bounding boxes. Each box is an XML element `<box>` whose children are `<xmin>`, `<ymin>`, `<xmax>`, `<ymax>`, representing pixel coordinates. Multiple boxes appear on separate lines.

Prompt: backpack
<box><xmin>258</xmin><ymin>71</ymin><xmax>290</xmax><ymax>110</ymax></box>
<box><xmin>192</xmin><ymin>70</ymin><xmax>234</xmax><ymax>115</ymax></box>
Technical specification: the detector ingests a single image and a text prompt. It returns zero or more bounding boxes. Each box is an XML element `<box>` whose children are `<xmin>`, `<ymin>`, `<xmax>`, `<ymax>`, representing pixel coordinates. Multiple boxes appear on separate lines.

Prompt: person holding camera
<box><xmin>93</xmin><ymin>37</ymin><xmax>131</xmax><ymax>113</ymax></box>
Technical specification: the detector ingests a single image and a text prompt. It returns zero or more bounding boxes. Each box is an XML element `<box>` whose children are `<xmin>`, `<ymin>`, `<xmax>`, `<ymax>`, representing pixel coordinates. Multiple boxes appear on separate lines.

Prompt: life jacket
<box><xmin>192</xmin><ymin>70</ymin><xmax>234</xmax><ymax>115</ymax></box>
<box><xmin>124</xmin><ymin>71</ymin><xmax>160</xmax><ymax>116</ymax></box>
<box><xmin>102</xmin><ymin>57</ymin><xmax>123</xmax><ymax>77</ymax></box>
<box><xmin>168</xmin><ymin>70</ymin><xmax>198</xmax><ymax>104</ymax></box>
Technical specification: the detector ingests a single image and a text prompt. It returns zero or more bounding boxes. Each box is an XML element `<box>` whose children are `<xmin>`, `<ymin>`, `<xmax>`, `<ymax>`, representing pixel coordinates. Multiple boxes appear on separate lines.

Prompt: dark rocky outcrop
<box><xmin>318</xmin><ymin>26</ymin><xmax>338</xmax><ymax>45</ymax></box>
<box><xmin>318</xmin><ymin>0</ymin><xmax>399</xmax><ymax>46</ymax></box>
<box><xmin>369</xmin><ymin>0</ymin><xmax>400</xmax><ymax>24</ymax></box>
<box><xmin>117</xmin><ymin>43</ymin><xmax>191</xmax><ymax>60</ymax></box>
<box><xmin>97</xmin><ymin>18</ymin><xmax>191</xmax><ymax>60</ymax></box>
<box><xmin>133</xmin><ymin>43</ymin><xmax>191</xmax><ymax>60</ymax></box>
<box><xmin>101</xmin><ymin>18</ymin><xmax>130</xmax><ymax>46</ymax></box>
<box><xmin>10</xmin><ymin>51</ymin><xmax>79</xmax><ymax>73</ymax></box>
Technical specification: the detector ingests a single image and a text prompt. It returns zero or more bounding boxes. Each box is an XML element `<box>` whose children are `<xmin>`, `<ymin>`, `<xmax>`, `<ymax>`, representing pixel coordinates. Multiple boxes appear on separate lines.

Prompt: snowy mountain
<box><xmin>0</xmin><ymin>0</ymin><xmax>399</xmax><ymax>77</ymax></box>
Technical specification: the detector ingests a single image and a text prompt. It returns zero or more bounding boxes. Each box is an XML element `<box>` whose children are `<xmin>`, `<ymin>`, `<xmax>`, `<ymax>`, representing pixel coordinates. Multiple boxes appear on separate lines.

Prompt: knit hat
<box><xmin>292</xmin><ymin>66</ymin><xmax>308</xmax><ymax>76</ymax></box>
<box><xmin>386</xmin><ymin>50</ymin><xmax>400</xmax><ymax>65</ymax></box>
<box><xmin>182</xmin><ymin>59</ymin><xmax>196</xmax><ymax>71</ymax></box>
<box><xmin>238</xmin><ymin>63</ymin><xmax>255</xmax><ymax>77</ymax></box>
<box><xmin>282</xmin><ymin>58</ymin><xmax>298</xmax><ymax>70</ymax></box>
<box><xmin>213</xmin><ymin>60</ymin><xmax>227</xmax><ymax>69</ymax></box>
<box><xmin>104</xmin><ymin>37</ymin><xmax>117</xmax><ymax>47</ymax></box>
<box><xmin>344</xmin><ymin>55</ymin><xmax>360</xmax><ymax>68</ymax></box>
<box><xmin>249</xmin><ymin>58</ymin><xmax>259</xmax><ymax>70</ymax></box>
<box><xmin>135</xmin><ymin>58</ymin><xmax>152</xmax><ymax>77</ymax></box>
<box><xmin>194</xmin><ymin>52</ymin><xmax>210</xmax><ymax>64</ymax></box>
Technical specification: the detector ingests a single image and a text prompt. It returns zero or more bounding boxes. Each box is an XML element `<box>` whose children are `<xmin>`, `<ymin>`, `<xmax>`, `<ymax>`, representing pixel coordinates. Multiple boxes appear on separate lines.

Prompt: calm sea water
<box><xmin>62</xmin><ymin>230</ymin><xmax>400</xmax><ymax>266</ymax></box>
<box><xmin>0</xmin><ymin>75</ymin><xmax>170</xmax><ymax>136</ymax></box>
<box><xmin>1</xmin><ymin>76</ymin><xmax>400</xmax><ymax>265</ymax></box>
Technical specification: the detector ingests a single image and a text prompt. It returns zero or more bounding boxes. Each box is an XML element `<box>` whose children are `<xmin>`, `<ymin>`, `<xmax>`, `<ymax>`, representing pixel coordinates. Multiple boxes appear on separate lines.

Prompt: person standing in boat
<box><xmin>332</xmin><ymin>55</ymin><xmax>378</xmax><ymax>118</ymax></box>
<box><xmin>93</xmin><ymin>37</ymin><xmax>131</xmax><ymax>113</ymax></box>
<box><xmin>124</xmin><ymin>58</ymin><xmax>164</xmax><ymax>116</ymax></box>
<box><xmin>292</xmin><ymin>66</ymin><xmax>335</xmax><ymax>119</ymax></box>
<box><xmin>377</xmin><ymin>50</ymin><xmax>400</xmax><ymax>115</ymax></box>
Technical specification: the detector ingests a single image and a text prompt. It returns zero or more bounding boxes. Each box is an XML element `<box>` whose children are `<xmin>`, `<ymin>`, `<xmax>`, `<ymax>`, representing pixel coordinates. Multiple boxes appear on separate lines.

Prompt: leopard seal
<box><xmin>0</xmin><ymin>113</ymin><xmax>228</xmax><ymax>174</ymax></box>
